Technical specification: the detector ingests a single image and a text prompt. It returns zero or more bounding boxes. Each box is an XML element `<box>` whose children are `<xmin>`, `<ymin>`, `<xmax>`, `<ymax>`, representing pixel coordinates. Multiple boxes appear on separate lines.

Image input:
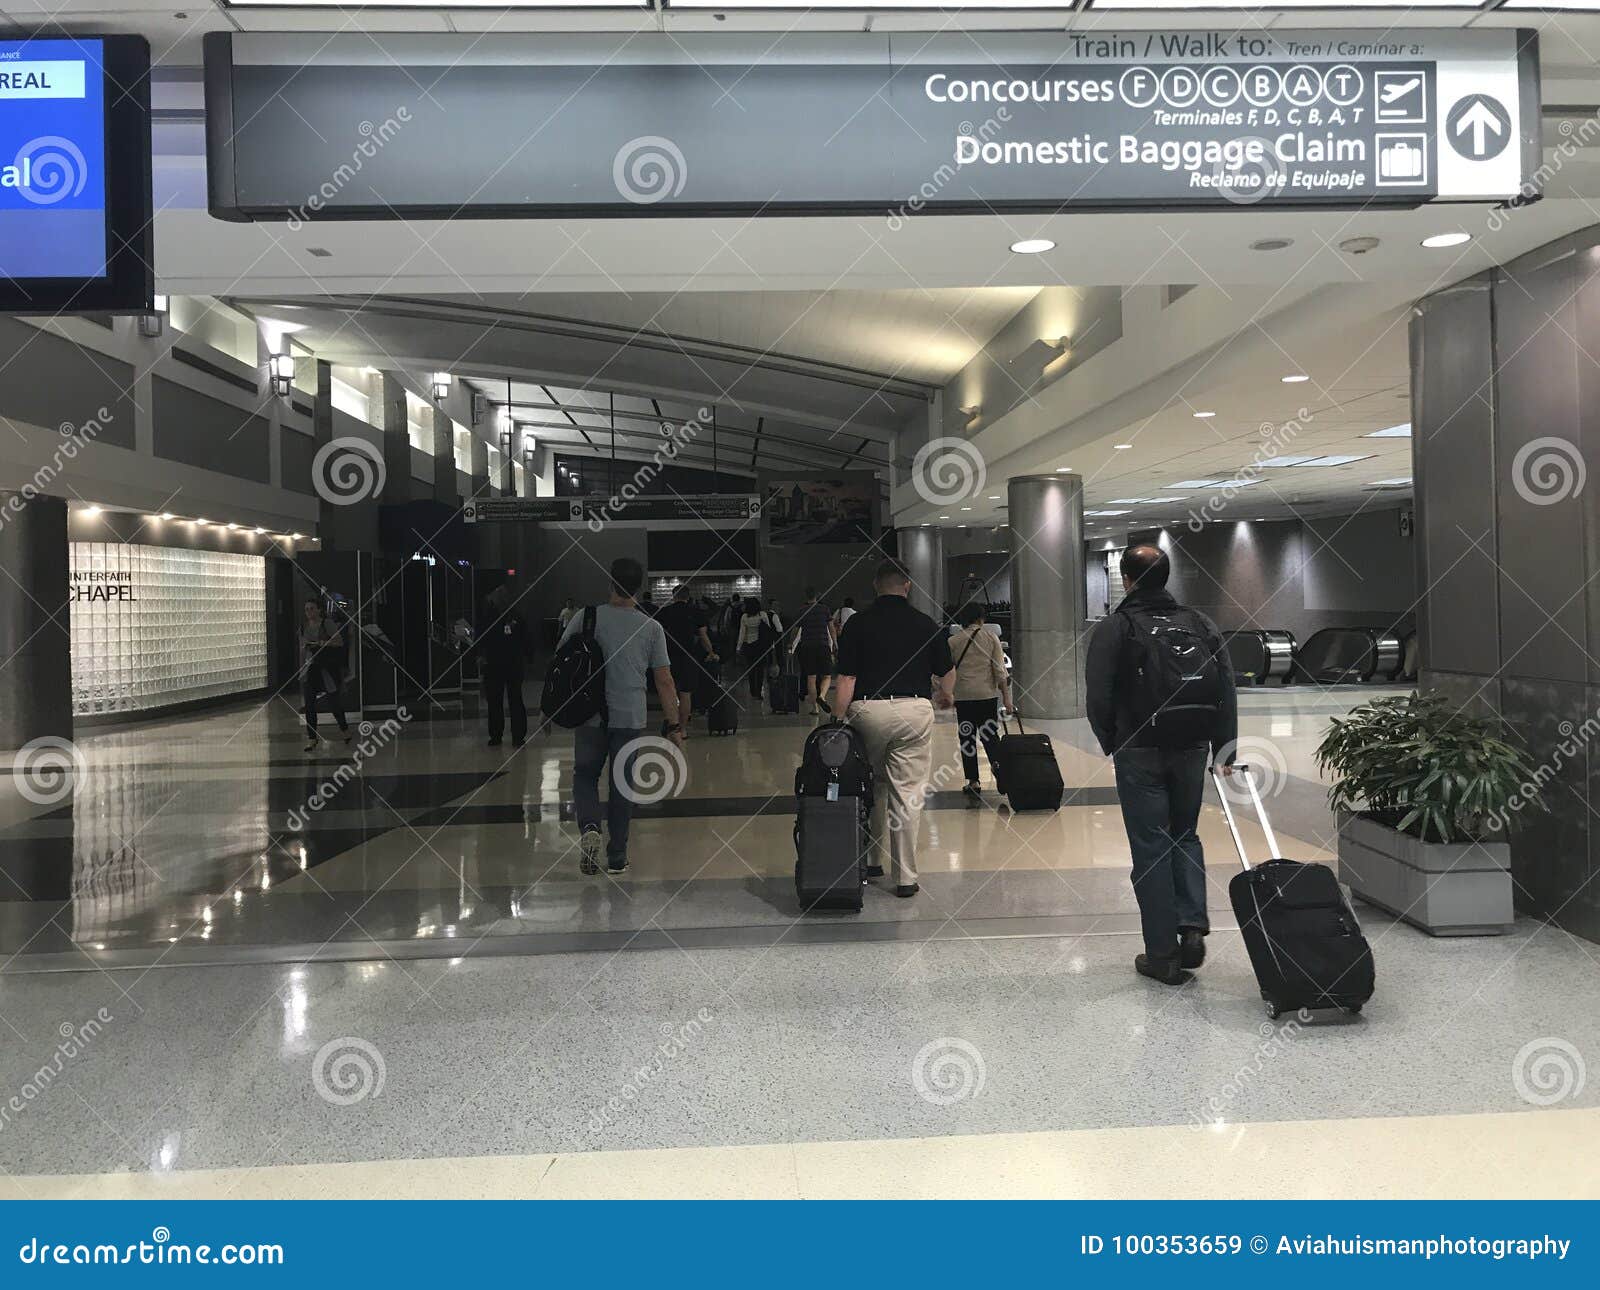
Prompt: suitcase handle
<box><xmin>1005</xmin><ymin>713</ymin><xmax>1026</xmax><ymax>736</ymax></box>
<box><xmin>1208</xmin><ymin>763</ymin><xmax>1279</xmax><ymax>871</ymax></box>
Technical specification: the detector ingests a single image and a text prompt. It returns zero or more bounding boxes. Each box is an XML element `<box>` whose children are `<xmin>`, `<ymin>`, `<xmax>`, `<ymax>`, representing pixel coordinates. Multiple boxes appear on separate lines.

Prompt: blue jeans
<box><xmin>1114</xmin><ymin>744</ymin><xmax>1211</xmax><ymax>963</ymax></box>
<box><xmin>573</xmin><ymin>725</ymin><xmax>645</xmax><ymax>865</ymax></box>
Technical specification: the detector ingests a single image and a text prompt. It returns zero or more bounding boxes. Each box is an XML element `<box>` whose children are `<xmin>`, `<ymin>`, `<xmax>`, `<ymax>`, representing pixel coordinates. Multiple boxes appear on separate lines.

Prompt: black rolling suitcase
<box><xmin>770</xmin><ymin>671</ymin><xmax>801</xmax><ymax>715</ymax></box>
<box><xmin>700</xmin><ymin>658</ymin><xmax>738</xmax><ymax>736</ymax></box>
<box><xmin>993</xmin><ymin>716</ymin><xmax>1064</xmax><ymax>811</ymax></box>
<box><xmin>1212</xmin><ymin>765</ymin><xmax>1376</xmax><ymax>1019</ymax></box>
<box><xmin>706</xmin><ymin>687</ymin><xmax>739</xmax><ymax>736</ymax></box>
<box><xmin>794</xmin><ymin>721</ymin><xmax>875</xmax><ymax>911</ymax></box>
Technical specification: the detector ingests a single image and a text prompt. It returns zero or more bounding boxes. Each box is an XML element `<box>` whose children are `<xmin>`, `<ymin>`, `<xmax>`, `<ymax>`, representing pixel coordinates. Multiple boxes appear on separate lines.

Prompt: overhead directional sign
<box><xmin>205</xmin><ymin>28</ymin><xmax>1541</xmax><ymax>220</ymax></box>
<box><xmin>464</xmin><ymin>495</ymin><xmax>762</xmax><ymax>525</ymax></box>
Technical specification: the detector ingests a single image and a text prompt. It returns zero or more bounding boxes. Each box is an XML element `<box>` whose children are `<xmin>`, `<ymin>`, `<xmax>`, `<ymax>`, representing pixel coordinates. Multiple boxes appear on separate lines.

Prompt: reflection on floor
<box><xmin>0</xmin><ymin>913</ymin><xmax>1595</xmax><ymax>1193</ymax></box>
<box><xmin>2</xmin><ymin>682</ymin><xmax>1596</xmax><ymax>1198</ymax></box>
<box><xmin>0</xmin><ymin>686</ymin><xmax>1399</xmax><ymax>966</ymax></box>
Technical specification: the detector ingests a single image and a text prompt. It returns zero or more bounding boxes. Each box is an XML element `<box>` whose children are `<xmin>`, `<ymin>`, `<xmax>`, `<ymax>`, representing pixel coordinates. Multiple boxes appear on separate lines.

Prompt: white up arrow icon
<box><xmin>1457</xmin><ymin>101</ymin><xmax>1503</xmax><ymax>154</ymax></box>
<box><xmin>1447</xmin><ymin>94</ymin><xmax>1511</xmax><ymax>161</ymax></box>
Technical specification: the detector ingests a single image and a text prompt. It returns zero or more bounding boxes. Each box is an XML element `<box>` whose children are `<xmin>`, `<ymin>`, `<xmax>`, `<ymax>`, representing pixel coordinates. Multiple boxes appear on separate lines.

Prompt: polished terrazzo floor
<box><xmin>0</xmin><ymin>685</ymin><xmax>1373</xmax><ymax>967</ymax></box>
<box><xmin>1</xmin><ymin>685</ymin><xmax>1596</xmax><ymax>1196</ymax></box>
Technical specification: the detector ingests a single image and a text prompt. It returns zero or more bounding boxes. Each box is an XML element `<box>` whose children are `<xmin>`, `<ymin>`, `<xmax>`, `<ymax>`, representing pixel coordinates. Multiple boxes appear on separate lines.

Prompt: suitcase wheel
<box><xmin>1265</xmin><ymin>1001</ymin><xmax>1282</xmax><ymax>1020</ymax></box>
<box><xmin>1343</xmin><ymin>1004</ymin><xmax>1363</xmax><ymax>1016</ymax></box>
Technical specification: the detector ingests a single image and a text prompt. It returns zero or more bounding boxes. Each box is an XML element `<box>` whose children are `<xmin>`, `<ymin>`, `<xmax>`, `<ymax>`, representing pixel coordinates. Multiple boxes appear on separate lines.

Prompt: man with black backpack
<box><xmin>549</xmin><ymin>557</ymin><xmax>684</xmax><ymax>877</ymax></box>
<box><xmin>1087</xmin><ymin>544</ymin><xmax>1237</xmax><ymax>986</ymax></box>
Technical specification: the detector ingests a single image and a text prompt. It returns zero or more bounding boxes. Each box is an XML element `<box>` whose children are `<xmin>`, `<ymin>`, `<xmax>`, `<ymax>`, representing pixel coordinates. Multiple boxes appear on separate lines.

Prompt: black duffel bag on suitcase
<box><xmin>794</xmin><ymin>720</ymin><xmax>874</xmax><ymax>912</ymax></box>
<box><xmin>994</xmin><ymin>715</ymin><xmax>1064</xmax><ymax>811</ymax></box>
<box><xmin>1212</xmin><ymin>764</ymin><xmax>1376</xmax><ymax>1019</ymax></box>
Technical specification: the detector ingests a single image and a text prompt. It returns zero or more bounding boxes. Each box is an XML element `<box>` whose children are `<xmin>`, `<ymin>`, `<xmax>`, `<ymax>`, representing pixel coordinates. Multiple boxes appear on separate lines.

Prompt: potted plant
<box><xmin>1315</xmin><ymin>692</ymin><xmax>1545</xmax><ymax>936</ymax></box>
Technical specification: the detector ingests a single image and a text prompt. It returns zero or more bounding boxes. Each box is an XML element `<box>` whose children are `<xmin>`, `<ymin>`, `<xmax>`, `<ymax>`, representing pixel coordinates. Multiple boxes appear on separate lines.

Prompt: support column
<box><xmin>431</xmin><ymin>405</ymin><xmax>455</xmax><ymax>504</ymax></box>
<box><xmin>1007</xmin><ymin>473</ymin><xmax>1086</xmax><ymax>720</ymax></box>
<box><xmin>470</xmin><ymin>436</ymin><xmax>490</xmax><ymax>498</ymax></box>
<box><xmin>897</xmin><ymin>526</ymin><xmax>945</xmax><ymax>620</ymax></box>
<box><xmin>0</xmin><ymin>493</ymin><xmax>71</xmax><ymax>749</ymax></box>
<box><xmin>500</xmin><ymin>426</ymin><xmax>518</xmax><ymax>497</ymax></box>
<box><xmin>378</xmin><ymin>373</ymin><xmax>412</xmax><ymax>506</ymax></box>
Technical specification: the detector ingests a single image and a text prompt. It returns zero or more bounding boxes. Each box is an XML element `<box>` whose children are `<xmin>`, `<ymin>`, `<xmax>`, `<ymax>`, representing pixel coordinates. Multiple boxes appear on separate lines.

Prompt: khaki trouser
<box><xmin>848</xmin><ymin>697</ymin><xmax>935</xmax><ymax>886</ymax></box>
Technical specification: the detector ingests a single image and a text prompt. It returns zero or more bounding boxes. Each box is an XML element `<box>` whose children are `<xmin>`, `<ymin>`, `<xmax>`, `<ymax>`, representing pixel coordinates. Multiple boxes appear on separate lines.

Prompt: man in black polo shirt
<box><xmin>832</xmin><ymin>559</ymin><xmax>956</xmax><ymax>897</ymax></box>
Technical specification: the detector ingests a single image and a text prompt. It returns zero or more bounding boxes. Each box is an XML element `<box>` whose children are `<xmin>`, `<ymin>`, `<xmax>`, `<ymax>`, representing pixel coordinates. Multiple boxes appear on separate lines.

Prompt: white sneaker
<box><xmin>579</xmin><ymin>829</ymin><xmax>603</xmax><ymax>876</ymax></box>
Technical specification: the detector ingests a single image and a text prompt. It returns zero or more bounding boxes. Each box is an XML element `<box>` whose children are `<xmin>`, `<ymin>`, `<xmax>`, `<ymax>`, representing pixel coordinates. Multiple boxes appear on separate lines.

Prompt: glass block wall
<box><xmin>69</xmin><ymin>544</ymin><xmax>267</xmax><ymax>717</ymax></box>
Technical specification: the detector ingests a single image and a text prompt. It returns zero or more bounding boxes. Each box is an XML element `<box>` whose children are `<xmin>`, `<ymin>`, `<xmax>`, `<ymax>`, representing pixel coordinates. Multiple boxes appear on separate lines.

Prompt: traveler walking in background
<box><xmin>657</xmin><ymin>582</ymin><xmax>718</xmax><ymax>733</ymax></box>
<box><xmin>478</xmin><ymin>583</ymin><xmax>533</xmax><ymax>748</ymax></box>
<box><xmin>559</xmin><ymin>557</ymin><xmax>685</xmax><ymax>876</ymax></box>
<box><xmin>790</xmin><ymin>586</ymin><xmax>835</xmax><ymax>717</ymax></box>
<box><xmin>951</xmin><ymin>601</ymin><xmax>1012</xmax><ymax>802</ymax></box>
<box><xmin>557</xmin><ymin>597</ymin><xmax>577</xmax><ymax>631</ymax></box>
<box><xmin>737</xmin><ymin>596</ymin><xmax>780</xmax><ymax>700</ymax></box>
<box><xmin>832</xmin><ymin>559</ymin><xmax>956</xmax><ymax>897</ymax></box>
<box><xmin>299</xmin><ymin>596</ymin><xmax>352</xmax><ymax>754</ymax></box>
<box><xmin>831</xmin><ymin>597</ymin><xmax>856</xmax><ymax>637</ymax></box>
<box><xmin>1087</xmin><ymin>544</ymin><xmax>1237</xmax><ymax>986</ymax></box>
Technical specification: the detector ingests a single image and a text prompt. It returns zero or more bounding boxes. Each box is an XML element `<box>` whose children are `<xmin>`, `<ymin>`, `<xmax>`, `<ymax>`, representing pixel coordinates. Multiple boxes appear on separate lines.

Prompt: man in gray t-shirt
<box><xmin>557</xmin><ymin>557</ymin><xmax>683</xmax><ymax>876</ymax></box>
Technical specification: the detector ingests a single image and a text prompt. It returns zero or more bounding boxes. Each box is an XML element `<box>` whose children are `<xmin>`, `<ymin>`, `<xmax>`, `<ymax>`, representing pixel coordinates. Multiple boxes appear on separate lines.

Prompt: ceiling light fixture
<box><xmin>1281</xmin><ymin>374</ymin><xmax>1310</xmax><ymax>384</ymax></box>
<box><xmin>1192</xmin><ymin>411</ymin><xmax>1215</xmax><ymax>419</ymax></box>
<box><xmin>1421</xmin><ymin>232</ymin><xmax>1471</xmax><ymax>249</ymax></box>
<box><xmin>431</xmin><ymin>372</ymin><xmax>452</xmax><ymax>401</ymax></box>
<box><xmin>1009</xmin><ymin>238</ymin><xmax>1055</xmax><ymax>255</ymax></box>
<box><xmin>1114</xmin><ymin>443</ymin><xmax>1132</xmax><ymax>450</ymax></box>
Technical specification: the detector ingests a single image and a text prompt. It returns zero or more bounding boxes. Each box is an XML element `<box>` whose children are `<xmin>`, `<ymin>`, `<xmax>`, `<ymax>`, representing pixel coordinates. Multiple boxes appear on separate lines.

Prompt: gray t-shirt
<box><xmin>559</xmin><ymin>602</ymin><xmax>670</xmax><ymax>730</ymax></box>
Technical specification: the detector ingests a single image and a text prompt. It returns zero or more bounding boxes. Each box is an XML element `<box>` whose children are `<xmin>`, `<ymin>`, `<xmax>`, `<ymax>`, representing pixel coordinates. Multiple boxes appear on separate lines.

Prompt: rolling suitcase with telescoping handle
<box><xmin>993</xmin><ymin>715</ymin><xmax>1064</xmax><ymax>811</ymax></box>
<box><xmin>1211</xmin><ymin>764</ymin><xmax>1376</xmax><ymax>1020</ymax></box>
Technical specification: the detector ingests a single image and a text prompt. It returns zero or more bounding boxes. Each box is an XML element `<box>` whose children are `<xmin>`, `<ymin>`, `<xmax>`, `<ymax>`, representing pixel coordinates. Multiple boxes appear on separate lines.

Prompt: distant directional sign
<box><xmin>1447</xmin><ymin>94</ymin><xmax>1511</xmax><ymax>162</ymax></box>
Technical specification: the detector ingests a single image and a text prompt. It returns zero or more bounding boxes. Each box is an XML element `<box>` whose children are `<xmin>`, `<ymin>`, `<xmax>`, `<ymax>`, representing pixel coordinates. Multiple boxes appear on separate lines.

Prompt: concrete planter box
<box><xmin>1336</xmin><ymin>811</ymin><xmax>1513</xmax><ymax>936</ymax></box>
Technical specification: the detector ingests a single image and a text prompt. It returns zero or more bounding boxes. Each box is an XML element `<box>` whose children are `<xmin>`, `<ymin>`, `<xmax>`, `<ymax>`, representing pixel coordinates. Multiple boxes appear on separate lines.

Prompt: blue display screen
<box><xmin>0</xmin><ymin>37</ymin><xmax>108</xmax><ymax>281</ymax></box>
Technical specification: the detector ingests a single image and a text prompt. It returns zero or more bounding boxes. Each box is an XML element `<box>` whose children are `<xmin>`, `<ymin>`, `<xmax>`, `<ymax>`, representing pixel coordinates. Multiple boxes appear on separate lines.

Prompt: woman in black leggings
<box><xmin>299</xmin><ymin>598</ymin><xmax>352</xmax><ymax>753</ymax></box>
<box><xmin>951</xmin><ymin>602</ymin><xmax>1012</xmax><ymax>801</ymax></box>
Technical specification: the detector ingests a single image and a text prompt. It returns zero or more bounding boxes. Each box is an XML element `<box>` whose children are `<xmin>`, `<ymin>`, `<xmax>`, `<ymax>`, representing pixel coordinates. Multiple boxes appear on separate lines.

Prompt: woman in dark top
<box><xmin>299</xmin><ymin>597</ymin><xmax>352</xmax><ymax>752</ymax></box>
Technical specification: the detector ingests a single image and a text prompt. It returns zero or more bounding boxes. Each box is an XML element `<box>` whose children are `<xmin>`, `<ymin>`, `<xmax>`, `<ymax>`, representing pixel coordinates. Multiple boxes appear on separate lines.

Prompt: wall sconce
<box><xmin>269</xmin><ymin>352</ymin><xmax>295</xmax><ymax>397</ymax></box>
<box><xmin>431</xmin><ymin>372</ymin><xmax>452</xmax><ymax>402</ymax></box>
<box><xmin>137</xmin><ymin>293</ymin><xmax>168</xmax><ymax>339</ymax></box>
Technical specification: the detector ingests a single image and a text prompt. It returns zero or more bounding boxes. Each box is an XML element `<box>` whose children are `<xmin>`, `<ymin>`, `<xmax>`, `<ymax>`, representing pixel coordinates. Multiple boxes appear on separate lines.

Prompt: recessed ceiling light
<box><xmin>1010</xmin><ymin>238</ymin><xmax>1055</xmax><ymax>255</ymax></box>
<box><xmin>1422</xmin><ymin>232</ymin><xmax>1471</xmax><ymax>249</ymax></box>
<box><xmin>82</xmin><ymin>505</ymin><xmax>101</xmax><ymax>516</ymax></box>
<box><xmin>1281</xmin><ymin>374</ymin><xmax>1309</xmax><ymax>384</ymax></box>
<box><xmin>1114</xmin><ymin>443</ymin><xmax>1132</xmax><ymax>450</ymax></box>
<box><xmin>1250</xmin><ymin>238</ymin><xmax>1294</xmax><ymax>252</ymax></box>
<box><xmin>1192</xmin><ymin>411</ymin><xmax>1215</xmax><ymax>419</ymax></box>
<box><xmin>960</xmin><ymin>506</ymin><xmax>972</xmax><ymax>511</ymax></box>
<box><xmin>938</xmin><ymin>515</ymin><xmax>950</xmax><ymax>520</ymax></box>
<box><xmin>987</xmin><ymin>495</ymin><xmax>1000</xmax><ymax>500</ymax></box>
<box><xmin>1055</xmin><ymin>467</ymin><xmax>1073</xmax><ymax>473</ymax></box>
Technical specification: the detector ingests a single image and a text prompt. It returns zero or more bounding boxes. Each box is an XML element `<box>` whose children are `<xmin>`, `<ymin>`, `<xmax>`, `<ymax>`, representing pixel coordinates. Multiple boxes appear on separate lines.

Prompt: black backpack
<box><xmin>540</xmin><ymin>605</ymin><xmax>606</xmax><ymax>728</ymax></box>
<box><xmin>1118</xmin><ymin>601</ymin><xmax>1225</xmax><ymax>746</ymax></box>
<box><xmin>794</xmin><ymin>720</ymin><xmax>874</xmax><ymax>805</ymax></box>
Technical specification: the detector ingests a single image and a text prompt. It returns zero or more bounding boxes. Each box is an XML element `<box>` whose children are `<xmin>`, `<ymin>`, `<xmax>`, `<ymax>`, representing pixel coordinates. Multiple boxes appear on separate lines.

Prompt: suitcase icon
<box><xmin>1379</xmin><ymin>139</ymin><xmax>1423</xmax><ymax>180</ymax></box>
